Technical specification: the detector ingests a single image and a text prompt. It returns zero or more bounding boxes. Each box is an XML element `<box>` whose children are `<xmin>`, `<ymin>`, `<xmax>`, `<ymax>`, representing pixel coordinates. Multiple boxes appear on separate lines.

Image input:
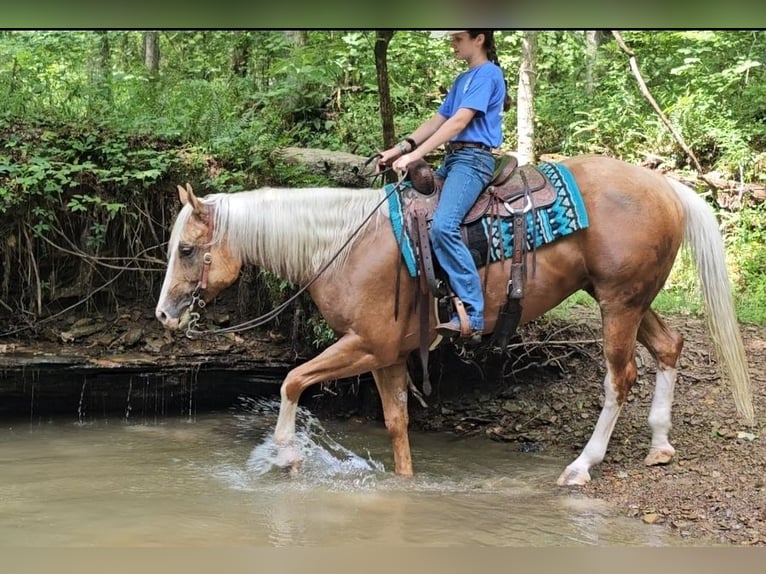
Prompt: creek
<box><xmin>0</xmin><ymin>391</ymin><xmax>702</xmax><ymax>547</ymax></box>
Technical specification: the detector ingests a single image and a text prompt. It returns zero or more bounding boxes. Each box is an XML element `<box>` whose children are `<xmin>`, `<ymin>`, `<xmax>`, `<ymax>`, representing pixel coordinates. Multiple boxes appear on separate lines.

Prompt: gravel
<box><xmin>409</xmin><ymin>311</ymin><xmax>766</xmax><ymax>546</ymax></box>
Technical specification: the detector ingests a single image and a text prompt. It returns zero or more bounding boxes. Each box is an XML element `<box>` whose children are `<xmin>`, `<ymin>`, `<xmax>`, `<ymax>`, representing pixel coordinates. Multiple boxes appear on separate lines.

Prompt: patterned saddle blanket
<box><xmin>386</xmin><ymin>161</ymin><xmax>589</xmax><ymax>277</ymax></box>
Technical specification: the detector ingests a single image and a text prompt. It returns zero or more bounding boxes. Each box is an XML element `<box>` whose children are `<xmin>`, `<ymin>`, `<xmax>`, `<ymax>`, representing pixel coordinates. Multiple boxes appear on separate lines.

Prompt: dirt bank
<box><xmin>1</xmin><ymin>304</ymin><xmax>764</xmax><ymax>546</ymax></box>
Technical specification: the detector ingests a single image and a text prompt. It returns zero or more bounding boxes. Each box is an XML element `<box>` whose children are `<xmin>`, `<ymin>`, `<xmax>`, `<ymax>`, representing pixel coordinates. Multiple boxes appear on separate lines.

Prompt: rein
<box><xmin>184</xmin><ymin>171</ymin><xmax>405</xmax><ymax>339</ymax></box>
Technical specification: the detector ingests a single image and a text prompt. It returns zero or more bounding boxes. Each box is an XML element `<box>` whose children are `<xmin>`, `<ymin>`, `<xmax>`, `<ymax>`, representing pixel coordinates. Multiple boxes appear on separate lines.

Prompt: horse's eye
<box><xmin>178</xmin><ymin>244</ymin><xmax>195</xmax><ymax>257</ymax></box>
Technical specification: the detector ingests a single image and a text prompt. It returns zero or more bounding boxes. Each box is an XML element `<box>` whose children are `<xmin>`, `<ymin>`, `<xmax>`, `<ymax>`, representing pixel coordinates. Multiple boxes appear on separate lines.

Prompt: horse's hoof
<box><xmin>644</xmin><ymin>447</ymin><xmax>675</xmax><ymax>466</ymax></box>
<box><xmin>279</xmin><ymin>459</ymin><xmax>302</xmax><ymax>477</ymax></box>
<box><xmin>273</xmin><ymin>445</ymin><xmax>301</xmax><ymax>472</ymax></box>
<box><xmin>556</xmin><ymin>466</ymin><xmax>591</xmax><ymax>486</ymax></box>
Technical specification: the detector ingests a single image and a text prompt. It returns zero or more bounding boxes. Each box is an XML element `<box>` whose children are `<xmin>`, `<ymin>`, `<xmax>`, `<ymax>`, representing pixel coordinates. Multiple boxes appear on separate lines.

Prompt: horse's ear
<box><xmin>177</xmin><ymin>183</ymin><xmax>198</xmax><ymax>207</ymax></box>
<box><xmin>177</xmin><ymin>183</ymin><xmax>208</xmax><ymax>222</ymax></box>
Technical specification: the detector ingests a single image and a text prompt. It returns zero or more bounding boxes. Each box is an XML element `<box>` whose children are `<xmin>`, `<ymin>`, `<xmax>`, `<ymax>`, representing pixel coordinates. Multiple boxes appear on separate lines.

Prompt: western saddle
<box><xmin>398</xmin><ymin>154</ymin><xmax>558</xmax><ymax>395</ymax></box>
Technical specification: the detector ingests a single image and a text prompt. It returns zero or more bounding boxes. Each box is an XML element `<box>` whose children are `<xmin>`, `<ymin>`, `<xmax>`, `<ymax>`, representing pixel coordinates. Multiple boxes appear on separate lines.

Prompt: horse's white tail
<box><xmin>667</xmin><ymin>178</ymin><xmax>755</xmax><ymax>425</ymax></box>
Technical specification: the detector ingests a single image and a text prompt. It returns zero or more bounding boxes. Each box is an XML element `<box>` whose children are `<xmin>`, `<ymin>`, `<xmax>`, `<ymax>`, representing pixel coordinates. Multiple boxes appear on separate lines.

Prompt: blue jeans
<box><xmin>432</xmin><ymin>147</ymin><xmax>496</xmax><ymax>331</ymax></box>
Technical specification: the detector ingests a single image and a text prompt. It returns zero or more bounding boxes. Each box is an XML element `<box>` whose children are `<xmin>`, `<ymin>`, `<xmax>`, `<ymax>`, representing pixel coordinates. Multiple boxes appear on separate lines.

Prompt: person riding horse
<box><xmin>377</xmin><ymin>30</ymin><xmax>511</xmax><ymax>339</ymax></box>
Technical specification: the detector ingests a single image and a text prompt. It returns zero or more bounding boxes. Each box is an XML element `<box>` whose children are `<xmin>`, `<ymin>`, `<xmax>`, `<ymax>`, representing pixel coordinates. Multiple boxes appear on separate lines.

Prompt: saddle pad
<box><xmin>385</xmin><ymin>180</ymin><xmax>419</xmax><ymax>276</ymax></box>
<box><xmin>386</xmin><ymin>161</ymin><xmax>589</xmax><ymax>277</ymax></box>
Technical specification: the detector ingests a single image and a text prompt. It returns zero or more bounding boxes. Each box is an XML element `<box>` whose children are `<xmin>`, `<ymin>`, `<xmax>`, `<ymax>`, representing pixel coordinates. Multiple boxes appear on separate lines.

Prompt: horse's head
<box><xmin>155</xmin><ymin>183</ymin><xmax>242</xmax><ymax>331</ymax></box>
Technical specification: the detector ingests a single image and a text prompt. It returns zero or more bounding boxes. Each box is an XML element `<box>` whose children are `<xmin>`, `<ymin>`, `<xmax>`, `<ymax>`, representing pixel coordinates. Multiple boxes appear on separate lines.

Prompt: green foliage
<box><xmin>0</xmin><ymin>120</ymin><xmax>179</xmax><ymax>222</ymax></box>
<box><xmin>533</xmin><ymin>30</ymin><xmax>766</xmax><ymax>181</ymax></box>
<box><xmin>2</xmin><ymin>30</ymin><xmax>764</xmax><ymax>174</ymax></box>
<box><xmin>1</xmin><ymin>29</ymin><xmax>765</xmax><ymax>334</ymax></box>
<box><xmin>542</xmin><ymin>290</ymin><xmax>596</xmax><ymax>322</ymax></box>
<box><xmin>308</xmin><ymin>315</ymin><xmax>336</xmax><ymax>350</ymax></box>
<box><xmin>720</xmin><ymin>205</ymin><xmax>766</xmax><ymax>324</ymax></box>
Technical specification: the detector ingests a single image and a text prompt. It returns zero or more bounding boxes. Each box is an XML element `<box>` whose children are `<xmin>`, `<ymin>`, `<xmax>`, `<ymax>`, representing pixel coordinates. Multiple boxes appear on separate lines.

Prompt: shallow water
<box><xmin>0</xmin><ymin>397</ymin><xmax>695</xmax><ymax>547</ymax></box>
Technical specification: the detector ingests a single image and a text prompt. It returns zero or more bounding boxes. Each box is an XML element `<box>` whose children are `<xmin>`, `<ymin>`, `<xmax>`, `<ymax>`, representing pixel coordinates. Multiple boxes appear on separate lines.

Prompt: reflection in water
<box><xmin>0</xmin><ymin>397</ymin><xmax>701</xmax><ymax>547</ymax></box>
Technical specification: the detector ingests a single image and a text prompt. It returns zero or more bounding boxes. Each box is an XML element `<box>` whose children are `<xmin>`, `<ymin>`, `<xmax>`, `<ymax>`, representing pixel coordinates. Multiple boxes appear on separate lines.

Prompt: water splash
<box><xmin>245</xmin><ymin>429</ymin><xmax>384</xmax><ymax>479</ymax></box>
<box><xmin>234</xmin><ymin>396</ymin><xmax>385</xmax><ymax>482</ymax></box>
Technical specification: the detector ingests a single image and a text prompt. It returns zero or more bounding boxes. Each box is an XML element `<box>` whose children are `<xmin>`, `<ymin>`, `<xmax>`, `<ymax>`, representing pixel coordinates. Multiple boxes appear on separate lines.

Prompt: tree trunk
<box><xmin>374</xmin><ymin>31</ymin><xmax>396</xmax><ymax>182</ymax></box>
<box><xmin>585</xmin><ymin>31</ymin><xmax>611</xmax><ymax>96</ymax></box>
<box><xmin>231</xmin><ymin>31</ymin><xmax>252</xmax><ymax>77</ymax></box>
<box><xmin>270</xmin><ymin>147</ymin><xmax>369</xmax><ymax>187</ymax></box>
<box><xmin>281</xmin><ymin>31</ymin><xmax>310</xmax><ymax>120</ymax></box>
<box><xmin>585</xmin><ymin>30</ymin><xmax>599</xmax><ymax>96</ymax></box>
<box><xmin>143</xmin><ymin>31</ymin><xmax>160</xmax><ymax>77</ymax></box>
<box><xmin>93</xmin><ymin>31</ymin><xmax>112</xmax><ymax>106</ymax></box>
<box><xmin>517</xmin><ymin>31</ymin><xmax>537</xmax><ymax>165</ymax></box>
<box><xmin>284</xmin><ymin>30</ymin><xmax>306</xmax><ymax>47</ymax></box>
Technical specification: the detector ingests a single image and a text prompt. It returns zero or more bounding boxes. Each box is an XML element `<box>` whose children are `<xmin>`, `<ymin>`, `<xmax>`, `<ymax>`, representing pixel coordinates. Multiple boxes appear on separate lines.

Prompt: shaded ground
<box><xmin>0</xmin><ymin>304</ymin><xmax>764</xmax><ymax>546</ymax></box>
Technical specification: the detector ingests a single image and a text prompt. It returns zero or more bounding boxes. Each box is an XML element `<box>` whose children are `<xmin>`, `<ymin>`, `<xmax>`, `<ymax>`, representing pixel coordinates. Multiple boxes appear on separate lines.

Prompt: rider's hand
<box><xmin>376</xmin><ymin>147</ymin><xmax>401</xmax><ymax>173</ymax></box>
<box><xmin>392</xmin><ymin>153</ymin><xmax>416</xmax><ymax>176</ymax></box>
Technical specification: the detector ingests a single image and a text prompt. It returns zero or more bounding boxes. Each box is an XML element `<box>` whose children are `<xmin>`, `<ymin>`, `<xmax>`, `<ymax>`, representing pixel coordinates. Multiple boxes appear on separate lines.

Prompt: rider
<box><xmin>378</xmin><ymin>30</ymin><xmax>510</xmax><ymax>338</ymax></box>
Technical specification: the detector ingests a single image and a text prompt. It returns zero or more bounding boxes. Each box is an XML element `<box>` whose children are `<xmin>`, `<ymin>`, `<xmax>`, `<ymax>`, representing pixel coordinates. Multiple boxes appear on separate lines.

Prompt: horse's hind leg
<box><xmin>371</xmin><ymin>362</ymin><xmax>413</xmax><ymax>477</ymax></box>
<box><xmin>637</xmin><ymin>309</ymin><xmax>684</xmax><ymax>466</ymax></box>
<box><xmin>557</xmin><ymin>307</ymin><xmax>643</xmax><ymax>486</ymax></box>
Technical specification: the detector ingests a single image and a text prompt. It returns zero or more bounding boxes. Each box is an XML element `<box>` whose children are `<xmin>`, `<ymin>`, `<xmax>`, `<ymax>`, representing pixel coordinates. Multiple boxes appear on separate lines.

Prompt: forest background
<box><xmin>1</xmin><ymin>30</ymin><xmax>764</xmax><ymax>348</ymax></box>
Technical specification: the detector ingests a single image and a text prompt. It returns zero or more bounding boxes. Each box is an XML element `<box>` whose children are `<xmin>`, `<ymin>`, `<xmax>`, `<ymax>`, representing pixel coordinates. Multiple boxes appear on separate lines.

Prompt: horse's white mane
<box><xmin>178</xmin><ymin>186</ymin><xmax>388</xmax><ymax>284</ymax></box>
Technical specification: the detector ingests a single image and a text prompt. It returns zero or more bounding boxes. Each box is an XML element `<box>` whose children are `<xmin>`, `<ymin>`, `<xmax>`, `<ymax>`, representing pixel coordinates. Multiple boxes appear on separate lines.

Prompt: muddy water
<box><xmin>0</xmin><ymin>397</ymin><xmax>698</xmax><ymax>547</ymax></box>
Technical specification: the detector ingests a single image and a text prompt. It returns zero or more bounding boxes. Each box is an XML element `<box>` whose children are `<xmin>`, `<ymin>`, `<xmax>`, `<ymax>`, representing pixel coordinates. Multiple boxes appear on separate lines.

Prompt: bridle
<box><xmin>186</xmin><ymin>204</ymin><xmax>215</xmax><ymax>337</ymax></box>
<box><xmin>183</xmin><ymin>168</ymin><xmax>406</xmax><ymax>339</ymax></box>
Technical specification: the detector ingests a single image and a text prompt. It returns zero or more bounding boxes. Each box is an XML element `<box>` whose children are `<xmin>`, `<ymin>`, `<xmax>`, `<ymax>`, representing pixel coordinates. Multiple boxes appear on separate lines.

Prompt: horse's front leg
<box><xmin>272</xmin><ymin>388</ymin><xmax>302</xmax><ymax>472</ymax></box>
<box><xmin>271</xmin><ymin>333</ymin><xmax>386</xmax><ymax>472</ymax></box>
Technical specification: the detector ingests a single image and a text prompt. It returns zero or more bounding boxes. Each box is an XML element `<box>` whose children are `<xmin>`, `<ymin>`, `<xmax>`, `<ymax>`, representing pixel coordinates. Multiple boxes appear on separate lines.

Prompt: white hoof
<box><xmin>274</xmin><ymin>444</ymin><xmax>301</xmax><ymax>471</ymax></box>
<box><xmin>644</xmin><ymin>446</ymin><xmax>675</xmax><ymax>466</ymax></box>
<box><xmin>556</xmin><ymin>466</ymin><xmax>591</xmax><ymax>486</ymax></box>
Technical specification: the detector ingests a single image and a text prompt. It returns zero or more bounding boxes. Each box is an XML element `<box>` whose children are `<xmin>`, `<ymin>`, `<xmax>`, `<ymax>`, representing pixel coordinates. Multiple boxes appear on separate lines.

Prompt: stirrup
<box><xmin>435</xmin><ymin>319</ymin><xmax>482</xmax><ymax>339</ymax></box>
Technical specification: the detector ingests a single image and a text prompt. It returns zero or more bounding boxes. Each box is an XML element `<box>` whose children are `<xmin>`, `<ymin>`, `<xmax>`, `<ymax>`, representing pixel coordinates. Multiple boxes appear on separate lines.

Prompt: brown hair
<box><xmin>468</xmin><ymin>29</ymin><xmax>511</xmax><ymax>112</ymax></box>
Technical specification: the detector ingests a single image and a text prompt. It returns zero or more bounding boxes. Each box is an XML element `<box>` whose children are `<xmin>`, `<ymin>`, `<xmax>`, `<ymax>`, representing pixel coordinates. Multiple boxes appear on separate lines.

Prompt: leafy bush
<box><xmin>1</xmin><ymin>30</ymin><xmax>764</xmax><ymax>331</ymax></box>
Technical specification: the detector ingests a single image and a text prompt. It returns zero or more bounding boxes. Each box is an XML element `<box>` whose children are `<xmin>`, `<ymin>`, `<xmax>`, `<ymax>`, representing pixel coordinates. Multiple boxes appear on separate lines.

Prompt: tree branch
<box><xmin>611</xmin><ymin>30</ymin><xmax>720</xmax><ymax>203</ymax></box>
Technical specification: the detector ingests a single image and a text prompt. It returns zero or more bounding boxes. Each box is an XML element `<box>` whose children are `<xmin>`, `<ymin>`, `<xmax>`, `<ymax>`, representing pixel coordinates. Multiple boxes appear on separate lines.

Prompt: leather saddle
<box><xmin>403</xmin><ymin>154</ymin><xmax>558</xmax><ymax>225</ymax></box>
<box><xmin>395</xmin><ymin>154</ymin><xmax>559</xmax><ymax>397</ymax></box>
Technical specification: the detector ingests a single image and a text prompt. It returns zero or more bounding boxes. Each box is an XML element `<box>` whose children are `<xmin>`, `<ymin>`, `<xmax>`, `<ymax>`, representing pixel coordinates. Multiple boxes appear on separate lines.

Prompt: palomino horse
<box><xmin>155</xmin><ymin>155</ymin><xmax>754</xmax><ymax>486</ymax></box>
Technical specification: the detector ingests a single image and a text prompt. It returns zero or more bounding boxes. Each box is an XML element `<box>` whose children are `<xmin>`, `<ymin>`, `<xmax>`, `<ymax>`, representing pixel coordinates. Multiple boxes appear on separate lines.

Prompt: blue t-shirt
<box><xmin>437</xmin><ymin>61</ymin><xmax>505</xmax><ymax>148</ymax></box>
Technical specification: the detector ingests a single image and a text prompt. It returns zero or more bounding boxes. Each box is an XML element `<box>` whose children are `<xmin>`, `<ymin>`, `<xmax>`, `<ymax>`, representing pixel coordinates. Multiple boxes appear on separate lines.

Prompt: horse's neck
<box><xmin>222</xmin><ymin>187</ymin><xmax>383</xmax><ymax>285</ymax></box>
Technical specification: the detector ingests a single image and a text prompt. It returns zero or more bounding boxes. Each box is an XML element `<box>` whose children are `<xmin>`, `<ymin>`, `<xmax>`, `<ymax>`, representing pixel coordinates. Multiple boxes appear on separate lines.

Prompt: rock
<box><xmin>210</xmin><ymin>313</ymin><xmax>231</xmax><ymax>327</ymax></box>
<box><xmin>117</xmin><ymin>327</ymin><xmax>144</xmax><ymax>348</ymax></box>
<box><xmin>643</xmin><ymin>513</ymin><xmax>661</xmax><ymax>524</ymax></box>
<box><xmin>60</xmin><ymin>320</ymin><xmax>107</xmax><ymax>342</ymax></box>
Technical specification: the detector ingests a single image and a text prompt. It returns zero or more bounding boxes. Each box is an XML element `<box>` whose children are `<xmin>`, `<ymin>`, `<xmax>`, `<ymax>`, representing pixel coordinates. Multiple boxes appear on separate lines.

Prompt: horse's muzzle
<box><xmin>155</xmin><ymin>306</ymin><xmax>192</xmax><ymax>331</ymax></box>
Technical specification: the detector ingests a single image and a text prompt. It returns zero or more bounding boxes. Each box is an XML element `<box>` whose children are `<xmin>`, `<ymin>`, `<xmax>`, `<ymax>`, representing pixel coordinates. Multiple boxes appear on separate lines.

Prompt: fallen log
<box><xmin>270</xmin><ymin>147</ymin><xmax>373</xmax><ymax>188</ymax></box>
